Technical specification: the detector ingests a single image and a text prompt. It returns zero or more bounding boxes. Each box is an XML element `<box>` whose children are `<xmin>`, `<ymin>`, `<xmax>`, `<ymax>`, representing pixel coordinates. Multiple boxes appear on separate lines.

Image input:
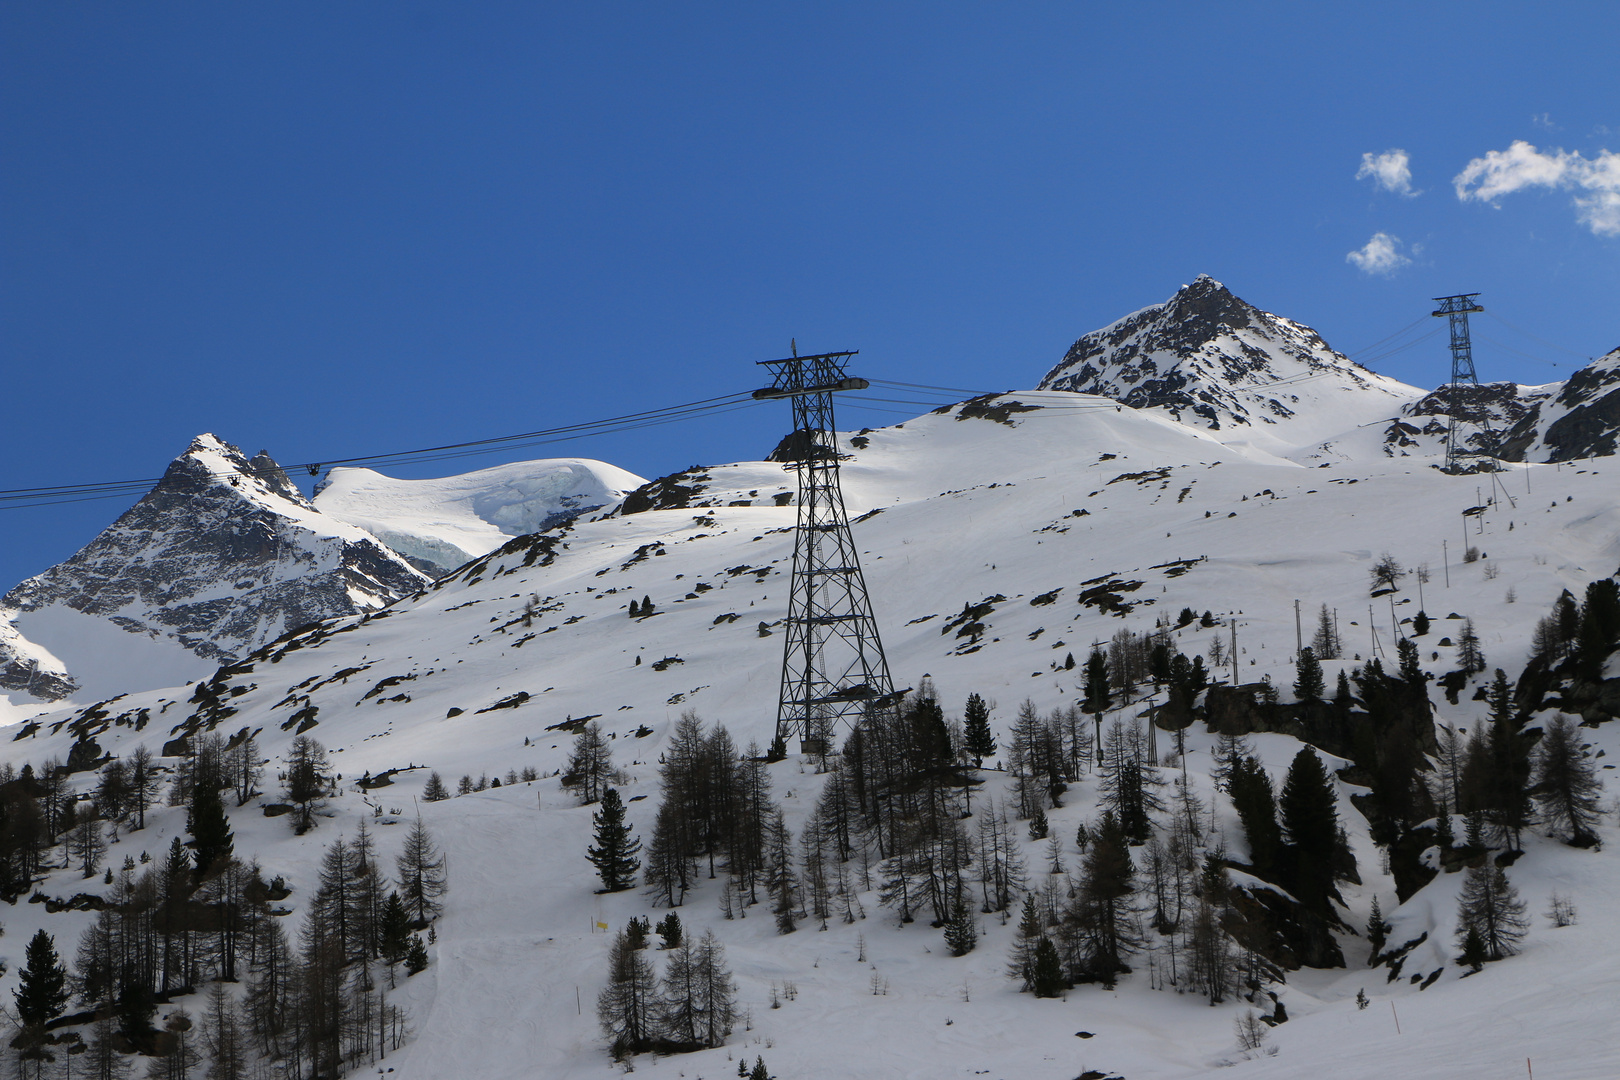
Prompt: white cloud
<box><xmin>1346</xmin><ymin>232</ymin><xmax>1411</xmax><ymax>276</ymax></box>
<box><xmin>1454</xmin><ymin>140</ymin><xmax>1620</xmax><ymax>237</ymax></box>
<box><xmin>1356</xmin><ymin>149</ymin><xmax>1418</xmax><ymax>197</ymax></box>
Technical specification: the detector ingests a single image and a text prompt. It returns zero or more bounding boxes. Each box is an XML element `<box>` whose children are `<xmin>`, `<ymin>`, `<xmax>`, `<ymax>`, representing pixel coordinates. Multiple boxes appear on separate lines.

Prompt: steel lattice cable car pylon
<box><xmin>1432</xmin><ymin>293</ymin><xmax>1498</xmax><ymax>475</ymax></box>
<box><xmin>754</xmin><ymin>348</ymin><xmax>900</xmax><ymax>752</ymax></box>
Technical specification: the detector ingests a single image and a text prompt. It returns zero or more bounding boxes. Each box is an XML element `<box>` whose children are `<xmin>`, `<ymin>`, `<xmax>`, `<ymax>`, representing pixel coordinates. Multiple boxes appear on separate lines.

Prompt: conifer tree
<box><xmin>1457</xmin><ymin>617</ymin><xmax>1486</xmax><ymax>675</ymax></box>
<box><xmin>1031</xmin><ymin>936</ymin><xmax>1066</xmax><ymax>998</ymax></box>
<box><xmin>1007</xmin><ymin>892</ymin><xmax>1043</xmax><ymax>990</ymax></box>
<box><xmin>587</xmin><ymin>788</ymin><xmax>642</xmax><ymax>893</ymax></box>
<box><xmin>14</xmin><ymin>929</ymin><xmax>70</xmax><ymax>1027</ymax></box>
<box><xmin>1533</xmin><ymin>713</ymin><xmax>1603</xmax><ymax>846</ymax></box>
<box><xmin>1083</xmin><ymin>648</ymin><xmax>1112</xmax><ymax>722</ymax></box>
<box><xmin>944</xmin><ymin>894</ymin><xmax>978</xmax><ymax>956</ymax></box>
<box><xmin>1293</xmin><ymin>647</ymin><xmax>1325</xmax><ymax>702</ymax></box>
<box><xmin>405</xmin><ymin>934</ymin><xmax>429</xmax><ymax>975</ymax></box>
<box><xmin>1412</xmin><ymin>610</ymin><xmax>1431</xmax><ymax>637</ymax></box>
<box><xmin>379</xmin><ymin>891</ymin><xmax>412</xmax><ymax>984</ymax></box>
<box><xmin>1064</xmin><ymin>810</ymin><xmax>1137</xmax><ymax>985</ymax></box>
<box><xmin>1228</xmin><ymin>755</ymin><xmax>1281</xmax><ymax>876</ymax></box>
<box><xmin>1312</xmin><ymin>603</ymin><xmax>1340</xmax><ymax>659</ymax></box>
<box><xmin>68</xmin><ymin>802</ymin><xmax>108</xmax><ymax>879</ymax></box>
<box><xmin>188</xmin><ymin>771</ymin><xmax>234</xmax><ymax>880</ymax></box>
<box><xmin>566</xmin><ymin>721</ymin><xmax>614</xmax><ymax>805</ymax></box>
<box><xmin>282</xmin><ymin>735</ymin><xmax>330</xmax><ymax>834</ymax></box>
<box><xmin>1098</xmin><ymin>719</ymin><xmax>1164</xmax><ymax>844</ymax></box>
<box><xmin>598</xmin><ymin>928</ymin><xmax>656</xmax><ymax>1059</ymax></box>
<box><xmin>421</xmin><ymin>772</ymin><xmax>450</xmax><ymax>802</ymax></box>
<box><xmin>1334</xmin><ymin>667</ymin><xmax>1353</xmax><ymax>705</ymax></box>
<box><xmin>963</xmin><ymin>693</ymin><xmax>996</xmax><ymax>764</ymax></box>
<box><xmin>1455</xmin><ymin>864</ymin><xmax>1528</xmax><ymax>961</ymax></box>
<box><xmin>1365</xmin><ymin>896</ymin><xmax>1391</xmax><ymax>959</ymax></box>
<box><xmin>764</xmin><ymin>809</ymin><xmax>798</xmax><ymax>934</ymax></box>
<box><xmin>396</xmin><ymin>816</ymin><xmax>449</xmax><ymax>925</ymax></box>
<box><xmin>1278</xmin><ymin>746</ymin><xmax>1342</xmax><ymax>912</ymax></box>
<box><xmin>129</xmin><ymin>744</ymin><xmax>159</xmax><ymax>830</ymax></box>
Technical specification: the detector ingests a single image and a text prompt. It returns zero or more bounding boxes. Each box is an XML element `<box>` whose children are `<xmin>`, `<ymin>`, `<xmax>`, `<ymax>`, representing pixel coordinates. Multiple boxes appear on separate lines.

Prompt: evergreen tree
<box><xmin>1030</xmin><ymin>936</ymin><xmax>1066</xmax><ymax>998</ymax></box>
<box><xmin>1396</xmin><ymin>637</ymin><xmax>1423</xmax><ymax>687</ymax></box>
<box><xmin>1312</xmin><ymin>603</ymin><xmax>1340</xmax><ymax>659</ymax></box>
<box><xmin>1533</xmin><ymin>713</ymin><xmax>1603</xmax><ymax>846</ymax></box>
<box><xmin>1228</xmin><ymin>755</ymin><xmax>1281</xmax><ymax>876</ymax></box>
<box><xmin>1278</xmin><ymin>746</ymin><xmax>1342</xmax><ymax>912</ymax></box>
<box><xmin>282</xmin><ymin>735</ymin><xmax>329</xmax><ymax>834</ymax></box>
<box><xmin>188</xmin><ymin>774</ymin><xmax>234</xmax><ymax>880</ymax></box>
<box><xmin>1007</xmin><ymin>892</ymin><xmax>1044</xmax><ymax>990</ymax></box>
<box><xmin>379</xmin><ymin>891</ymin><xmax>412</xmax><ymax>981</ymax></box>
<box><xmin>1457</xmin><ymin>617</ymin><xmax>1486</xmax><ymax>675</ymax></box>
<box><xmin>1293</xmin><ymin>647</ymin><xmax>1324</xmax><ymax>702</ymax></box>
<box><xmin>963</xmin><ymin>693</ymin><xmax>996</xmax><ymax>764</ymax></box>
<box><xmin>1082</xmin><ymin>648</ymin><xmax>1112</xmax><ymax>721</ymax></box>
<box><xmin>421</xmin><ymin>772</ymin><xmax>450</xmax><ymax>802</ymax></box>
<box><xmin>1474</xmin><ymin>670</ymin><xmax>1533</xmax><ymax>850</ymax></box>
<box><xmin>1455</xmin><ymin>864</ymin><xmax>1528</xmax><ymax>961</ymax></box>
<box><xmin>587</xmin><ymin>788</ymin><xmax>642</xmax><ymax>893</ymax></box>
<box><xmin>1413</xmin><ymin>610</ymin><xmax>1431</xmax><ymax>637</ymax></box>
<box><xmin>1365</xmin><ymin>896</ymin><xmax>1391</xmax><ymax>958</ymax></box>
<box><xmin>656</xmin><ymin>911</ymin><xmax>683</xmax><ymax>950</ymax></box>
<box><xmin>1063</xmin><ymin>810</ymin><xmax>1136</xmax><ymax>984</ymax></box>
<box><xmin>405</xmin><ymin>934</ymin><xmax>430</xmax><ymax>974</ymax></box>
<box><xmin>14</xmin><ymin>928</ymin><xmax>69</xmax><ymax>1024</ymax></box>
<box><xmin>943</xmin><ymin>894</ymin><xmax>978</xmax><ymax>956</ymax></box>
<box><xmin>1334</xmin><ymin>668</ymin><xmax>1353</xmax><ymax>705</ymax></box>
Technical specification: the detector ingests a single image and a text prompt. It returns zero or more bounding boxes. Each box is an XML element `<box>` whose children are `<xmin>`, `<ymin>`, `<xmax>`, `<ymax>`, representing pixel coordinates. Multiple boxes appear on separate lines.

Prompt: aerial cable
<box><xmin>0</xmin><ymin>391</ymin><xmax>763</xmax><ymax>511</ymax></box>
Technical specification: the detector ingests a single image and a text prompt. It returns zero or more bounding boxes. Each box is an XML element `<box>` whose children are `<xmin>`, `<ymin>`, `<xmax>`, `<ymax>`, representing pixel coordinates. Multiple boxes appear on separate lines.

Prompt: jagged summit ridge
<box><xmin>0</xmin><ymin>434</ymin><xmax>428</xmax><ymax>700</ymax></box>
<box><xmin>1038</xmin><ymin>276</ymin><xmax>1422</xmax><ymax>450</ymax></box>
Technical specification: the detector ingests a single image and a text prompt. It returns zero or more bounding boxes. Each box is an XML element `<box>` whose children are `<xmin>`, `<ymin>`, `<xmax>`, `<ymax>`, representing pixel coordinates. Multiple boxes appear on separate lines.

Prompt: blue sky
<box><xmin>2</xmin><ymin>3</ymin><xmax>1616</xmax><ymax>586</ymax></box>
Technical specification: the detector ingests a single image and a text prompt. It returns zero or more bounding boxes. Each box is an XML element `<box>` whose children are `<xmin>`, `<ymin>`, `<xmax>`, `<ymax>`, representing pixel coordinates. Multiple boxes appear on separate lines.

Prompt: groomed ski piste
<box><xmin>2</xmin><ymin>390</ymin><xmax>1617</xmax><ymax>1080</ymax></box>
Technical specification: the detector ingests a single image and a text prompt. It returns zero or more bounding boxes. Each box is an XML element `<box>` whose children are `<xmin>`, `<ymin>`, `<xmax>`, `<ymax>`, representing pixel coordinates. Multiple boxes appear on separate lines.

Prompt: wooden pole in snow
<box><xmin>1390</xmin><ymin>1001</ymin><xmax>1401</xmax><ymax>1034</ymax></box>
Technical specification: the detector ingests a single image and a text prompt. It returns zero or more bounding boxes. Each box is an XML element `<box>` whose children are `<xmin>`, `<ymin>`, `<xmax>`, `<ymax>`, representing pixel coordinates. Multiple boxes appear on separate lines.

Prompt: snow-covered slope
<box><xmin>1038</xmin><ymin>276</ymin><xmax>1424</xmax><ymax>457</ymax></box>
<box><xmin>5</xmin><ymin>395</ymin><xmax>1619</xmax><ymax>1079</ymax></box>
<box><xmin>0</xmin><ymin>435</ymin><xmax>429</xmax><ymax>701</ymax></box>
<box><xmin>313</xmin><ymin>457</ymin><xmax>646</xmax><ymax>577</ymax></box>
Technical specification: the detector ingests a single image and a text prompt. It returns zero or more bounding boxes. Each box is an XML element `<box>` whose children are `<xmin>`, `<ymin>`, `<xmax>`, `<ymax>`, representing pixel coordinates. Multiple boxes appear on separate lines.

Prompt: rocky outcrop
<box><xmin>1038</xmin><ymin>276</ymin><xmax>1420</xmax><ymax>441</ymax></box>
<box><xmin>0</xmin><ymin>435</ymin><xmax>428</xmax><ymax>700</ymax></box>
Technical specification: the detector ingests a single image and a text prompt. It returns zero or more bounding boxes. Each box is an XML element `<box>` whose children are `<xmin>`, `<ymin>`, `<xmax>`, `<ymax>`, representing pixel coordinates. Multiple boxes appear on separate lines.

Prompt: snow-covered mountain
<box><xmin>0</xmin><ymin>435</ymin><xmax>429</xmax><ymax>702</ymax></box>
<box><xmin>2</xmin><ymin>281</ymin><xmax>1619</xmax><ymax>1080</ymax></box>
<box><xmin>1498</xmin><ymin>345</ymin><xmax>1620</xmax><ymax>462</ymax></box>
<box><xmin>1037</xmin><ymin>276</ymin><xmax>1424</xmax><ymax>457</ymax></box>
<box><xmin>313</xmin><ymin>457</ymin><xmax>646</xmax><ymax>577</ymax></box>
<box><xmin>5</xmin><ymin>388</ymin><xmax>1619</xmax><ymax>1079</ymax></box>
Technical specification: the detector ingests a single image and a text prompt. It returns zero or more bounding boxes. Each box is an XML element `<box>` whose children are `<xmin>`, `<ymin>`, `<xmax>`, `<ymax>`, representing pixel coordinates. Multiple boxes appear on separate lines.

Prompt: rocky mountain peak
<box><xmin>1037</xmin><ymin>277</ymin><xmax>1422</xmax><ymax>447</ymax></box>
<box><xmin>0</xmin><ymin>434</ymin><xmax>428</xmax><ymax>701</ymax></box>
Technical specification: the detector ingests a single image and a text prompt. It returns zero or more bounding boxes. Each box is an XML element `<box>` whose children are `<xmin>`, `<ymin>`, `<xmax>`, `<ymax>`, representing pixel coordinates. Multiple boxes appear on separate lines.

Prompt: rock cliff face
<box><xmin>0</xmin><ymin>435</ymin><xmax>428</xmax><ymax>700</ymax></box>
<box><xmin>1037</xmin><ymin>276</ymin><xmax>1422</xmax><ymax>449</ymax></box>
<box><xmin>1498</xmin><ymin>347</ymin><xmax>1620</xmax><ymax>462</ymax></box>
